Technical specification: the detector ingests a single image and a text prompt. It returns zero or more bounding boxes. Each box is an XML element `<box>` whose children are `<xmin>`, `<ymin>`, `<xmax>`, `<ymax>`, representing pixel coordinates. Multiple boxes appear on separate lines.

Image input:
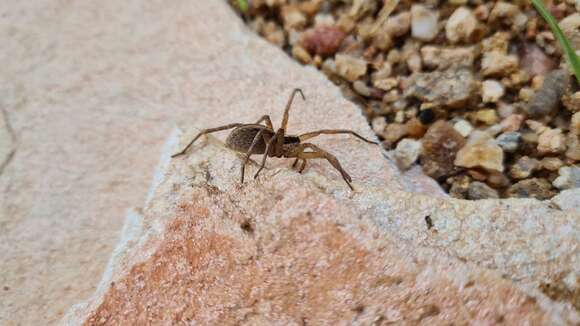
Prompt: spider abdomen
<box><xmin>226</xmin><ymin>124</ymin><xmax>273</xmax><ymax>154</ymax></box>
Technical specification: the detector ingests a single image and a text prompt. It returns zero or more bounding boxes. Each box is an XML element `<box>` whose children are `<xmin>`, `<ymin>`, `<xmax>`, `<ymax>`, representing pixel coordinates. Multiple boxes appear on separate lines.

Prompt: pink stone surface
<box><xmin>64</xmin><ymin>137</ymin><xmax>578</xmax><ymax>324</ymax></box>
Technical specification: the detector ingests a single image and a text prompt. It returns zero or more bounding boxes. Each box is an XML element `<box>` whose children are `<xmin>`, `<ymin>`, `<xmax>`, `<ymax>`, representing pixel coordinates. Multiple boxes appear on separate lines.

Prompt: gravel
<box><xmin>234</xmin><ymin>0</ymin><xmax>580</xmax><ymax>200</ymax></box>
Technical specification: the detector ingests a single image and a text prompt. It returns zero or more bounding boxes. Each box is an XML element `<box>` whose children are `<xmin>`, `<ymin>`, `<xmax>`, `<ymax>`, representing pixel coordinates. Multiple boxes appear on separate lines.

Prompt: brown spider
<box><xmin>171</xmin><ymin>88</ymin><xmax>378</xmax><ymax>190</ymax></box>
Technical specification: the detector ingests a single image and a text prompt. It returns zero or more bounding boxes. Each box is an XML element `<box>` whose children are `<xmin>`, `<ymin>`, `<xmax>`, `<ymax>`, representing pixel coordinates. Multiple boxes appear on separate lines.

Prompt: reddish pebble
<box><xmin>301</xmin><ymin>26</ymin><xmax>346</xmax><ymax>57</ymax></box>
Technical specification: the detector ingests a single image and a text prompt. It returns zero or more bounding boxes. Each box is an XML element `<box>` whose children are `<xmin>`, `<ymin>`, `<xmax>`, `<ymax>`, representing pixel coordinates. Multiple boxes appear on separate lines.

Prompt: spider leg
<box><xmin>254</xmin><ymin>131</ymin><xmax>279</xmax><ymax>180</ymax></box>
<box><xmin>172</xmin><ymin>123</ymin><xmax>243</xmax><ymax>158</ymax></box>
<box><xmin>280</xmin><ymin>88</ymin><xmax>306</xmax><ymax>131</ymax></box>
<box><xmin>293</xmin><ymin>143</ymin><xmax>353</xmax><ymax>190</ymax></box>
<box><xmin>255</xmin><ymin>115</ymin><xmax>274</xmax><ymax>129</ymax></box>
<box><xmin>291</xmin><ymin>158</ymin><xmax>307</xmax><ymax>173</ymax></box>
<box><xmin>298</xmin><ymin>129</ymin><xmax>378</xmax><ymax>145</ymax></box>
<box><xmin>291</xmin><ymin>158</ymin><xmax>300</xmax><ymax>168</ymax></box>
<box><xmin>298</xmin><ymin>159</ymin><xmax>307</xmax><ymax>173</ymax></box>
<box><xmin>240</xmin><ymin>129</ymin><xmax>265</xmax><ymax>183</ymax></box>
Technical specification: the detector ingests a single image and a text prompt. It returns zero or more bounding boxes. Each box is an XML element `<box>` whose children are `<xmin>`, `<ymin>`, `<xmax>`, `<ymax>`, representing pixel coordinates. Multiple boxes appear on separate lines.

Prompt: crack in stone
<box><xmin>0</xmin><ymin>107</ymin><xmax>17</xmax><ymax>177</ymax></box>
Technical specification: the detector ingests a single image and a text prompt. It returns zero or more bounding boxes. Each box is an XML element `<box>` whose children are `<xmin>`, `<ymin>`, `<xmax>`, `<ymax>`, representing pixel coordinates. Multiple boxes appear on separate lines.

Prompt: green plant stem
<box><xmin>237</xmin><ymin>0</ymin><xmax>248</xmax><ymax>13</ymax></box>
<box><xmin>531</xmin><ymin>0</ymin><xmax>580</xmax><ymax>82</ymax></box>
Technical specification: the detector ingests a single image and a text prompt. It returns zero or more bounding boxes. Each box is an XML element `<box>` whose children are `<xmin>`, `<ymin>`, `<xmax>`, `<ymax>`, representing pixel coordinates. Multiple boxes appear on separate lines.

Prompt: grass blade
<box><xmin>532</xmin><ymin>0</ymin><xmax>580</xmax><ymax>82</ymax></box>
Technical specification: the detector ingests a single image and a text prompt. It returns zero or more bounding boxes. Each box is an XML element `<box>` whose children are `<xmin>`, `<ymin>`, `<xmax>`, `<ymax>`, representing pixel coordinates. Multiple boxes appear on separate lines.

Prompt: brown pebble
<box><xmin>506</xmin><ymin>178</ymin><xmax>556</xmax><ymax>200</ymax></box>
<box><xmin>468</xmin><ymin>169</ymin><xmax>487</xmax><ymax>181</ymax></box>
<box><xmin>487</xmin><ymin>171</ymin><xmax>511</xmax><ymax>188</ymax></box>
<box><xmin>421</xmin><ymin>120</ymin><xmax>466</xmax><ymax>179</ymax></box>
<box><xmin>565</xmin><ymin>134</ymin><xmax>580</xmax><ymax>161</ymax></box>
<box><xmin>404</xmin><ymin>118</ymin><xmax>427</xmax><ymax>138</ymax></box>
<box><xmin>468</xmin><ymin>181</ymin><xmax>500</xmax><ymax>200</ymax></box>
<box><xmin>539</xmin><ymin>157</ymin><xmax>564</xmax><ymax>171</ymax></box>
<box><xmin>383</xmin><ymin>123</ymin><xmax>408</xmax><ymax>144</ymax></box>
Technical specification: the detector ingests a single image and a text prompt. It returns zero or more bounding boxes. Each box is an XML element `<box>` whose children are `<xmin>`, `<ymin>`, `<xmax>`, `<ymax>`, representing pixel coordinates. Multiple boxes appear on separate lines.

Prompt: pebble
<box><xmin>474</xmin><ymin>109</ymin><xmax>498</xmax><ymax>125</ymax></box>
<box><xmin>563</xmin><ymin>91</ymin><xmax>580</xmax><ymax>113</ymax></box>
<box><xmin>385</xmin><ymin>11</ymin><xmax>411</xmax><ymax>38</ymax></box>
<box><xmin>506</xmin><ymin>178</ymin><xmax>556</xmax><ymax>200</ymax></box>
<box><xmin>553</xmin><ymin>166</ymin><xmax>580</xmax><ymax>190</ymax></box>
<box><xmin>352</xmin><ymin>80</ymin><xmax>371</xmax><ymax>97</ymax></box>
<box><xmin>448</xmin><ymin>175</ymin><xmax>471</xmax><ymax>199</ymax></box>
<box><xmin>571</xmin><ymin>112</ymin><xmax>580</xmax><ymax>135</ymax></box>
<box><xmin>411</xmin><ymin>5</ymin><xmax>439</xmax><ymax>41</ymax></box>
<box><xmin>520</xmin><ymin>43</ymin><xmax>556</xmax><ymax>77</ymax></box>
<box><xmin>335</xmin><ymin>54</ymin><xmax>368</xmax><ymax>81</ymax></box>
<box><xmin>481</xmin><ymin>31</ymin><xmax>511</xmax><ymax>53</ymax></box>
<box><xmin>292</xmin><ymin>45</ymin><xmax>313</xmax><ymax>64</ymax></box>
<box><xmin>509</xmin><ymin>156</ymin><xmax>539</xmax><ymax>179</ymax></box>
<box><xmin>467</xmin><ymin>181</ymin><xmax>499</xmax><ymax>200</ymax></box>
<box><xmin>540</xmin><ymin>157</ymin><xmax>564</xmax><ymax>172</ymax></box>
<box><xmin>446</xmin><ymin>7</ymin><xmax>477</xmax><ymax>43</ymax></box>
<box><xmin>481</xmin><ymin>52</ymin><xmax>519</xmax><ymax>77</ymax></box>
<box><xmin>453</xmin><ymin>119</ymin><xmax>473</xmax><ymax>138</ymax></box>
<box><xmin>489</xmin><ymin>2</ymin><xmax>527</xmax><ymax>31</ymax></box>
<box><xmin>406</xmin><ymin>53</ymin><xmax>422</xmax><ymax>73</ymax></box>
<box><xmin>421</xmin><ymin>121</ymin><xmax>466</xmax><ymax>179</ymax></box>
<box><xmin>281</xmin><ymin>6</ymin><xmax>307</xmax><ymax>30</ymax></box>
<box><xmin>383</xmin><ymin>123</ymin><xmax>408</xmax><ymax>144</ymax></box>
<box><xmin>481</xmin><ymin>80</ymin><xmax>505</xmax><ymax>103</ymax></box>
<box><xmin>372</xmin><ymin>62</ymin><xmax>392</xmax><ymax>79</ymax></box>
<box><xmin>371</xmin><ymin>116</ymin><xmax>387</xmax><ymax>135</ymax></box>
<box><xmin>526</xmin><ymin>69</ymin><xmax>570</xmax><ymax>118</ymax></box>
<box><xmin>404</xmin><ymin>118</ymin><xmax>427</xmax><ymax>138</ymax></box>
<box><xmin>394</xmin><ymin>138</ymin><xmax>422</xmax><ymax>170</ymax></box>
<box><xmin>526</xmin><ymin>120</ymin><xmax>548</xmax><ymax>134</ymax></box>
<box><xmin>487</xmin><ymin>171</ymin><xmax>511</xmax><ymax>188</ymax></box>
<box><xmin>300</xmin><ymin>25</ymin><xmax>346</xmax><ymax>57</ymax></box>
<box><xmin>496</xmin><ymin>132</ymin><xmax>520</xmax><ymax>153</ymax></box>
<box><xmin>559</xmin><ymin>13</ymin><xmax>580</xmax><ymax>50</ymax></box>
<box><xmin>485</xmin><ymin>124</ymin><xmax>503</xmax><ymax>137</ymax></box>
<box><xmin>537</xmin><ymin>128</ymin><xmax>567</xmax><ymax>155</ymax></box>
<box><xmin>373</xmin><ymin>77</ymin><xmax>398</xmax><ymax>91</ymax></box>
<box><xmin>500</xmin><ymin>114</ymin><xmax>524</xmax><ymax>132</ymax></box>
<box><xmin>518</xmin><ymin>88</ymin><xmax>534</xmax><ymax>102</ymax></box>
<box><xmin>565</xmin><ymin>134</ymin><xmax>580</xmax><ymax>161</ymax></box>
<box><xmin>263</xmin><ymin>21</ymin><xmax>286</xmax><ymax>47</ymax></box>
<box><xmin>313</xmin><ymin>14</ymin><xmax>335</xmax><ymax>27</ymax></box>
<box><xmin>497</xmin><ymin>103</ymin><xmax>516</xmax><ymax>119</ymax></box>
<box><xmin>404</xmin><ymin>68</ymin><xmax>476</xmax><ymax>109</ymax></box>
<box><xmin>455</xmin><ymin>138</ymin><xmax>504</xmax><ymax>172</ymax></box>
<box><xmin>321</xmin><ymin>58</ymin><xmax>336</xmax><ymax>75</ymax></box>
<box><xmin>420</xmin><ymin>46</ymin><xmax>476</xmax><ymax>70</ymax></box>
<box><xmin>551</xmin><ymin>188</ymin><xmax>580</xmax><ymax>212</ymax></box>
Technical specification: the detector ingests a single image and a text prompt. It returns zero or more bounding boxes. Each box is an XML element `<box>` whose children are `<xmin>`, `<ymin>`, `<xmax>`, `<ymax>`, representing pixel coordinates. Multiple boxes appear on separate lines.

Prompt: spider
<box><xmin>171</xmin><ymin>88</ymin><xmax>378</xmax><ymax>190</ymax></box>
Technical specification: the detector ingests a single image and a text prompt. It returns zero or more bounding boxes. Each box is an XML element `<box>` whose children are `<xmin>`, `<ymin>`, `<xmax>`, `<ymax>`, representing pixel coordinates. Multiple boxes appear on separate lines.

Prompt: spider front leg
<box><xmin>293</xmin><ymin>143</ymin><xmax>353</xmax><ymax>190</ymax></box>
<box><xmin>299</xmin><ymin>129</ymin><xmax>378</xmax><ymax>144</ymax></box>
<box><xmin>240</xmin><ymin>129</ymin><xmax>266</xmax><ymax>183</ymax></box>
<box><xmin>172</xmin><ymin>123</ymin><xmax>243</xmax><ymax>157</ymax></box>
<box><xmin>254</xmin><ymin>130</ymin><xmax>281</xmax><ymax>180</ymax></box>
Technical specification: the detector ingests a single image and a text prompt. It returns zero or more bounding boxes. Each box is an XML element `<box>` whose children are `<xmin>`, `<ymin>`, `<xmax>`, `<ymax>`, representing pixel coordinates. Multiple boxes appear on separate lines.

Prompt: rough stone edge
<box><xmin>61</xmin><ymin>128</ymin><xmax>180</xmax><ymax>325</ymax></box>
